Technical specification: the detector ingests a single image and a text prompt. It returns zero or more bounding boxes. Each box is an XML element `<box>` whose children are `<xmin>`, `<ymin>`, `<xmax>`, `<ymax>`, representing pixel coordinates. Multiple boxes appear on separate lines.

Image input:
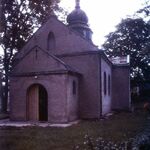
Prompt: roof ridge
<box><xmin>36</xmin><ymin>46</ymin><xmax>77</xmax><ymax>72</ymax></box>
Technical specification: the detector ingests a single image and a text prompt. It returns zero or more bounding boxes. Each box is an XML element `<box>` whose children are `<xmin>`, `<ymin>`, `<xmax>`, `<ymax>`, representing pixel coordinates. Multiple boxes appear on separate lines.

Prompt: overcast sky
<box><xmin>60</xmin><ymin>0</ymin><xmax>144</xmax><ymax>47</ymax></box>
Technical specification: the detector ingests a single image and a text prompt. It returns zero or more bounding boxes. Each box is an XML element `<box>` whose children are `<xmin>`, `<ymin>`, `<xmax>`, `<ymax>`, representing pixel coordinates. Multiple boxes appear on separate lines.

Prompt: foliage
<box><xmin>102</xmin><ymin>18</ymin><xmax>150</xmax><ymax>82</ymax></box>
<box><xmin>137</xmin><ymin>0</ymin><xmax>150</xmax><ymax>19</ymax></box>
<box><xmin>74</xmin><ymin>134</ymin><xmax>150</xmax><ymax>150</ymax></box>
<box><xmin>0</xmin><ymin>0</ymin><xmax>63</xmax><ymax>112</ymax></box>
<box><xmin>74</xmin><ymin>110</ymin><xmax>150</xmax><ymax>150</ymax></box>
<box><xmin>74</xmin><ymin>135</ymin><xmax>133</xmax><ymax>150</ymax></box>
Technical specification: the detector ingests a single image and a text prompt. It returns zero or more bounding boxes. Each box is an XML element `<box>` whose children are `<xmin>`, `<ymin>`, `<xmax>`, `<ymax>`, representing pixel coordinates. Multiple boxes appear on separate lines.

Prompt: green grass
<box><xmin>0</xmin><ymin>108</ymin><xmax>148</xmax><ymax>150</ymax></box>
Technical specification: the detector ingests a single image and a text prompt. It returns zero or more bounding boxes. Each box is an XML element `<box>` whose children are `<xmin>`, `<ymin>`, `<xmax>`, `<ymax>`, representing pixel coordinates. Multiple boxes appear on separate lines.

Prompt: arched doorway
<box><xmin>27</xmin><ymin>84</ymin><xmax>48</xmax><ymax>121</ymax></box>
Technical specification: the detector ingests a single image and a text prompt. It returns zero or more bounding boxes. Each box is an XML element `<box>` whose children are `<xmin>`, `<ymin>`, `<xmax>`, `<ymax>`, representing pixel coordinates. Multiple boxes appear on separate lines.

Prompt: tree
<box><xmin>102</xmin><ymin>18</ymin><xmax>150</xmax><ymax>82</ymax></box>
<box><xmin>0</xmin><ymin>0</ymin><xmax>64</xmax><ymax>112</ymax></box>
<box><xmin>137</xmin><ymin>0</ymin><xmax>150</xmax><ymax>19</ymax></box>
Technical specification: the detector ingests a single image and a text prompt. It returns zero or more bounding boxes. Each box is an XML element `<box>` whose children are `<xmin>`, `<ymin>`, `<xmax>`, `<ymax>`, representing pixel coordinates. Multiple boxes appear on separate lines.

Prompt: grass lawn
<box><xmin>0</xmin><ymin>106</ymin><xmax>148</xmax><ymax>150</ymax></box>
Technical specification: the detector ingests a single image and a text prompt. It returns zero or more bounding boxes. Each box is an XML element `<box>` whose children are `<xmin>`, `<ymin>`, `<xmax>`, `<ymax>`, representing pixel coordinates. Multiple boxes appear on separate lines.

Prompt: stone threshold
<box><xmin>0</xmin><ymin>119</ymin><xmax>80</xmax><ymax>128</ymax></box>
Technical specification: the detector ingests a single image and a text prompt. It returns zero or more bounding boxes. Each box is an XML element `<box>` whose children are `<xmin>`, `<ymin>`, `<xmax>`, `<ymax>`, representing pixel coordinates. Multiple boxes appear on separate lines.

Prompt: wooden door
<box><xmin>27</xmin><ymin>85</ymin><xmax>39</xmax><ymax>121</ymax></box>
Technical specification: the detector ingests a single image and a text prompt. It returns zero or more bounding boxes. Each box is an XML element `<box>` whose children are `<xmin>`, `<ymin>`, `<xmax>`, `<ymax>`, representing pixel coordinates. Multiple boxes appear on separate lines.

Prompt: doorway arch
<box><xmin>27</xmin><ymin>84</ymin><xmax>48</xmax><ymax>121</ymax></box>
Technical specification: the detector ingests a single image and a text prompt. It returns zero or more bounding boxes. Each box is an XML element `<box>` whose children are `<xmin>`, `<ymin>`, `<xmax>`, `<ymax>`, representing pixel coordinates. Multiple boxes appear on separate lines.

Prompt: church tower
<box><xmin>67</xmin><ymin>0</ymin><xmax>93</xmax><ymax>41</ymax></box>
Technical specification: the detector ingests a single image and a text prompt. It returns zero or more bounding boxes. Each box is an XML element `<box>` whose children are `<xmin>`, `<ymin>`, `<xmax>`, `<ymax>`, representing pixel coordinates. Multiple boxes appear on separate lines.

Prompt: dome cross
<box><xmin>75</xmin><ymin>0</ymin><xmax>80</xmax><ymax>9</ymax></box>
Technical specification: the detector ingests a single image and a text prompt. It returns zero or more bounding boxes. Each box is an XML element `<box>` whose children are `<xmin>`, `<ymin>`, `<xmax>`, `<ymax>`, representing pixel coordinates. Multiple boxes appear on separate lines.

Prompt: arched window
<box><xmin>47</xmin><ymin>32</ymin><xmax>55</xmax><ymax>51</ymax></box>
<box><xmin>73</xmin><ymin>80</ymin><xmax>76</xmax><ymax>95</ymax></box>
<box><xmin>104</xmin><ymin>72</ymin><xmax>107</xmax><ymax>95</ymax></box>
<box><xmin>108</xmin><ymin>75</ymin><xmax>111</xmax><ymax>96</ymax></box>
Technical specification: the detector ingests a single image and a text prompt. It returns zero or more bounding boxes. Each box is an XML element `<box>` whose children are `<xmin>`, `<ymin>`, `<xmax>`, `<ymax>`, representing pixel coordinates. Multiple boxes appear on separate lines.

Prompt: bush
<box><xmin>74</xmin><ymin>134</ymin><xmax>150</xmax><ymax>150</ymax></box>
<box><xmin>74</xmin><ymin>134</ymin><xmax>133</xmax><ymax>150</ymax></box>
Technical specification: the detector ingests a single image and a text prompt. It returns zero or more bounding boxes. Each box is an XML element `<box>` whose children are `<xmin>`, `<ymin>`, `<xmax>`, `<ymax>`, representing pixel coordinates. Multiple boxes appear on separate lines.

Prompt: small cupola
<box><xmin>67</xmin><ymin>0</ymin><xmax>93</xmax><ymax>41</ymax></box>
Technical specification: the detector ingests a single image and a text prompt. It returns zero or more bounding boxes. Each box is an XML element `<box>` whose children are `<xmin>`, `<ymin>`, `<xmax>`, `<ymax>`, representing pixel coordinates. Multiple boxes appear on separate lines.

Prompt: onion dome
<box><xmin>66</xmin><ymin>0</ymin><xmax>92</xmax><ymax>41</ymax></box>
<box><xmin>67</xmin><ymin>6</ymin><xmax>88</xmax><ymax>25</ymax></box>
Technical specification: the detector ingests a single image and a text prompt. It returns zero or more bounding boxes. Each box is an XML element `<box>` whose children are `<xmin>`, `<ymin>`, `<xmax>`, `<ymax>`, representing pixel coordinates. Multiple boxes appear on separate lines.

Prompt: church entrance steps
<box><xmin>0</xmin><ymin>119</ymin><xmax>80</xmax><ymax>127</ymax></box>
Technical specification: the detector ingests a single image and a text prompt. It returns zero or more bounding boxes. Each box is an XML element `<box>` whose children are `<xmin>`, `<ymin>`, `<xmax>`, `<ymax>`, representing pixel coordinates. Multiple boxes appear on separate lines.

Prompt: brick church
<box><xmin>10</xmin><ymin>0</ymin><xmax>130</xmax><ymax>123</ymax></box>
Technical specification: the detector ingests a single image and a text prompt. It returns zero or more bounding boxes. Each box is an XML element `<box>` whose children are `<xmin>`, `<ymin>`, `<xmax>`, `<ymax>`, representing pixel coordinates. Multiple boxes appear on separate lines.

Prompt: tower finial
<box><xmin>75</xmin><ymin>0</ymin><xmax>80</xmax><ymax>9</ymax></box>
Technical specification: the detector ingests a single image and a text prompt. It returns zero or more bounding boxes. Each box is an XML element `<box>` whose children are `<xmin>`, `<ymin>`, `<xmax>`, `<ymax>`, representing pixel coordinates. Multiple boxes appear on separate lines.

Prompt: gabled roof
<box><xmin>14</xmin><ymin>15</ymin><xmax>98</xmax><ymax>61</ymax></box>
<box><xmin>11</xmin><ymin>46</ymin><xmax>81</xmax><ymax>76</ymax></box>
